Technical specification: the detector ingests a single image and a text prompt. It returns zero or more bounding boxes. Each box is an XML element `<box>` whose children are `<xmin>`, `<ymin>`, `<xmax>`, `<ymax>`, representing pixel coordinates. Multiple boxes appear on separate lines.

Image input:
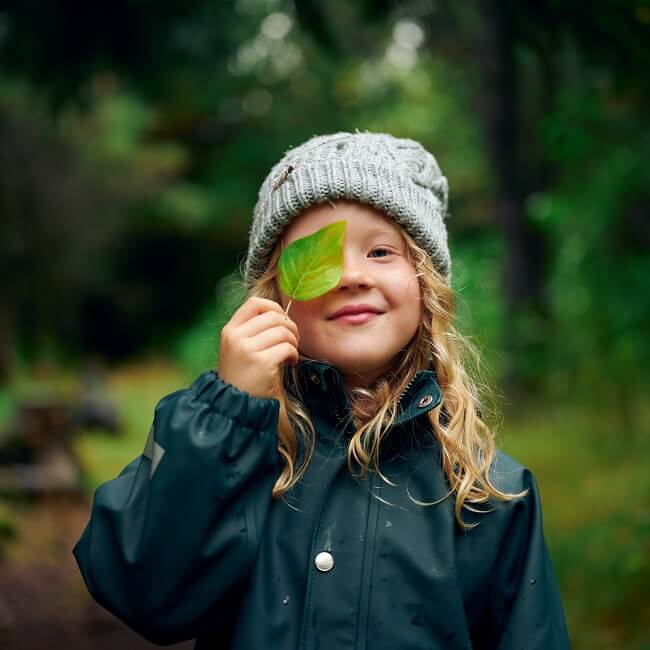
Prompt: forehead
<box><xmin>281</xmin><ymin>200</ymin><xmax>403</xmax><ymax>245</ymax></box>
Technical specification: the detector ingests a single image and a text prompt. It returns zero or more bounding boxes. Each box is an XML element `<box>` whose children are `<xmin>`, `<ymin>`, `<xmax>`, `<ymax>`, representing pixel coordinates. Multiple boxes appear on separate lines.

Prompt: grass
<box><xmin>500</xmin><ymin>402</ymin><xmax>650</xmax><ymax>650</ymax></box>
<box><xmin>72</xmin><ymin>359</ymin><xmax>190</xmax><ymax>486</ymax></box>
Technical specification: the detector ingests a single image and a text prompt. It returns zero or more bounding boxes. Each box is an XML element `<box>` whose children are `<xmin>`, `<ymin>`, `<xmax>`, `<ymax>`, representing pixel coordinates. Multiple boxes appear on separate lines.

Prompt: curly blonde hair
<box><xmin>238</xmin><ymin>215</ymin><xmax>527</xmax><ymax>530</ymax></box>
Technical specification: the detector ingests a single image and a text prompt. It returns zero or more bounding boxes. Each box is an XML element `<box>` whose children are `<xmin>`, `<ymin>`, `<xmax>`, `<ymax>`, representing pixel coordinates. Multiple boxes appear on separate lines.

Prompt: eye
<box><xmin>369</xmin><ymin>247</ymin><xmax>392</xmax><ymax>258</ymax></box>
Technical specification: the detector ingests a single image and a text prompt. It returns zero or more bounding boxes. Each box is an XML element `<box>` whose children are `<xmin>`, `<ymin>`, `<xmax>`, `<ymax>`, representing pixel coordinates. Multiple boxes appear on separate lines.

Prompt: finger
<box><xmin>263</xmin><ymin>342</ymin><xmax>300</xmax><ymax>368</ymax></box>
<box><xmin>238</xmin><ymin>310</ymin><xmax>300</xmax><ymax>342</ymax></box>
<box><xmin>227</xmin><ymin>296</ymin><xmax>285</xmax><ymax>328</ymax></box>
<box><xmin>247</xmin><ymin>325</ymin><xmax>299</xmax><ymax>353</ymax></box>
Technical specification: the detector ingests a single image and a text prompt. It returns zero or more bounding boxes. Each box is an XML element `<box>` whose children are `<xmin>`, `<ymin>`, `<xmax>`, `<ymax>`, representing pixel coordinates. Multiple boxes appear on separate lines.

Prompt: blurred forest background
<box><xmin>0</xmin><ymin>0</ymin><xmax>648</xmax><ymax>648</ymax></box>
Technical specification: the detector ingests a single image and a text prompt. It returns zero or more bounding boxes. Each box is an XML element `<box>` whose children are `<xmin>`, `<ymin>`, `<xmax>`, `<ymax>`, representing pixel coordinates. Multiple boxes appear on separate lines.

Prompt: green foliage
<box><xmin>529</xmin><ymin>85</ymin><xmax>650</xmax><ymax>405</ymax></box>
<box><xmin>278</xmin><ymin>220</ymin><xmax>346</xmax><ymax>306</ymax></box>
<box><xmin>174</xmin><ymin>271</ymin><xmax>246</xmax><ymax>379</ymax></box>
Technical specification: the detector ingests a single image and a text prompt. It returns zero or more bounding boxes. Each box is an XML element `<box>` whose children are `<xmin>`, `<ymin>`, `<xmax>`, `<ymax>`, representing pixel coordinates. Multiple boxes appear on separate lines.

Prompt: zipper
<box><xmin>354</xmin><ymin>373</ymin><xmax>428</xmax><ymax>649</ymax></box>
<box><xmin>331</xmin><ymin>373</ymin><xmax>352</xmax><ymax>432</ymax></box>
<box><xmin>355</xmin><ymin>471</ymin><xmax>381</xmax><ymax>649</ymax></box>
<box><xmin>396</xmin><ymin>371</ymin><xmax>422</xmax><ymax>407</ymax></box>
<box><xmin>309</xmin><ymin>362</ymin><xmax>423</xmax><ymax>408</ymax></box>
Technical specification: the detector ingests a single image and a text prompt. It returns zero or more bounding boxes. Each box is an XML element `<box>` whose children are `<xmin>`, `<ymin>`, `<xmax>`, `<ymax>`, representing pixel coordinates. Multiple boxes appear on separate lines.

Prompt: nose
<box><xmin>335</xmin><ymin>252</ymin><xmax>375</xmax><ymax>292</ymax></box>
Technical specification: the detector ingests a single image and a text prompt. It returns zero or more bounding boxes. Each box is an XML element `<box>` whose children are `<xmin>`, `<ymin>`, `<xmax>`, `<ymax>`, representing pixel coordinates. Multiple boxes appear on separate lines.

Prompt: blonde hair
<box><xmin>240</xmin><ymin>214</ymin><xmax>527</xmax><ymax>530</ymax></box>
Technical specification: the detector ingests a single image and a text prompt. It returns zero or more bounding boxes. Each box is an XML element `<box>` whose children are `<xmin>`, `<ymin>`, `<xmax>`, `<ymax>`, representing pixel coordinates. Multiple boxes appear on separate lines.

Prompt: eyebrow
<box><xmin>365</xmin><ymin>228</ymin><xmax>400</xmax><ymax>238</ymax></box>
<box><xmin>364</xmin><ymin>229</ymin><xmax>404</xmax><ymax>244</ymax></box>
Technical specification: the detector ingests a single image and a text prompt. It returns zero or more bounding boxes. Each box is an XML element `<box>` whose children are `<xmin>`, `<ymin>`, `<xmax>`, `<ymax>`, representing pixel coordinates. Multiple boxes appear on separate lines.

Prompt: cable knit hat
<box><xmin>244</xmin><ymin>130</ymin><xmax>451</xmax><ymax>289</ymax></box>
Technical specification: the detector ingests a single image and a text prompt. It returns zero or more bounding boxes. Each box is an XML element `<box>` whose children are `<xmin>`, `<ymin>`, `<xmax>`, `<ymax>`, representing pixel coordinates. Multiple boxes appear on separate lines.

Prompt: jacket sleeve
<box><xmin>483</xmin><ymin>467</ymin><xmax>571</xmax><ymax>649</ymax></box>
<box><xmin>72</xmin><ymin>370</ymin><xmax>282</xmax><ymax>646</ymax></box>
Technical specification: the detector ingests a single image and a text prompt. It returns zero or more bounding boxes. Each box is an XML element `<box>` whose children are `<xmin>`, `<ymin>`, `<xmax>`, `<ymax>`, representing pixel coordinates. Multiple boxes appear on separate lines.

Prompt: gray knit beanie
<box><xmin>244</xmin><ymin>130</ymin><xmax>451</xmax><ymax>289</ymax></box>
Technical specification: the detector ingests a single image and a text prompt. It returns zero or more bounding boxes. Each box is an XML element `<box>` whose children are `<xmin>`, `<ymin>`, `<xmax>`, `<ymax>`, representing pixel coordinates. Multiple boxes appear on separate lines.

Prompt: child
<box><xmin>73</xmin><ymin>131</ymin><xmax>570</xmax><ymax>649</ymax></box>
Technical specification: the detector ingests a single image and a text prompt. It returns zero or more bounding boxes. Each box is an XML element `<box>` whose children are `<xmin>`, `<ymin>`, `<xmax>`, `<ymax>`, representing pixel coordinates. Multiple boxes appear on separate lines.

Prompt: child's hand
<box><xmin>218</xmin><ymin>297</ymin><xmax>301</xmax><ymax>399</ymax></box>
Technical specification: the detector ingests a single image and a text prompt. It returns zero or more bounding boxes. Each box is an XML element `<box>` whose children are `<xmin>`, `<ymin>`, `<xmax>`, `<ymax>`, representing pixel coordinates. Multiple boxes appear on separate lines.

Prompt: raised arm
<box><xmin>72</xmin><ymin>370</ymin><xmax>283</xmax><ymax>645</ymax></box>
<box><xmin>73</xmin><ymin>295</ymin><xmax>302</xmax><ymax>645</ymax></box>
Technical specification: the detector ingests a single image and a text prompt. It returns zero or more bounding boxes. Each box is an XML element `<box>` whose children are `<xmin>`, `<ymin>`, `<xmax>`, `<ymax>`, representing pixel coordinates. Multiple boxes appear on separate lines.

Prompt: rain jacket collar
<box><xmin>296</xmin><ymin>359</ymin><xmax>443</xmax><ymax>432</ymax></box>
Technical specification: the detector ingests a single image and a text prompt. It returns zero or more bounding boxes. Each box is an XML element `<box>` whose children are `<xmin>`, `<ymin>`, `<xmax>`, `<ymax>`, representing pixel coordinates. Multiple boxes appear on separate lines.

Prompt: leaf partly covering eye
<box><xmin>278</xmin><ymin>220</ymin><xmax>346</xmax><ymax>305</ymax></box>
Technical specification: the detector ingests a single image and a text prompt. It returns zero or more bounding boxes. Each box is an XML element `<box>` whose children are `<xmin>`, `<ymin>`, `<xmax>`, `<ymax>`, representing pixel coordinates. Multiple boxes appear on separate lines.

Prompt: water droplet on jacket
<box><xmin>282</xmin><ymin>595</ymin><xmax>290</xmax><ymax>605</ymax></box>
<box><xmin>529</xmin><ymin>578</ymin><xmax>537</xmax><ymax>585</ymax></box>
<box><xmin>385</xmin><ymin>520</ymin><xmax>392</xmax><ymax>527</ymax></box>
<box><xmin>410</xmin><ymin>605</ymin><xmax>427</xmax><ymax>627</ymax></box>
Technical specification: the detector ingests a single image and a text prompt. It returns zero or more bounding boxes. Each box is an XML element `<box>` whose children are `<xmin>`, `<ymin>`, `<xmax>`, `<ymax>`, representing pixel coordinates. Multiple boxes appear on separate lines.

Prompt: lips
<box><xmin>330</xmin><ymin>311</ymin><xmax>381</xmax><ymax>325</ymax></box>
<box><xmin>327</xmin><ymin>303</ymin><xmax>384</xmax><ymax>320</ymax></box>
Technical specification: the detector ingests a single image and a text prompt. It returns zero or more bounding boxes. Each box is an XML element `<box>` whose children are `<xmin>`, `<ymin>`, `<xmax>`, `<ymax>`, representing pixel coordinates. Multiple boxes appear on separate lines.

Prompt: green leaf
<box><xmin>278</xmin><ymin>220</ymin><xmax>346</xmax><ymax>306</ymax></box>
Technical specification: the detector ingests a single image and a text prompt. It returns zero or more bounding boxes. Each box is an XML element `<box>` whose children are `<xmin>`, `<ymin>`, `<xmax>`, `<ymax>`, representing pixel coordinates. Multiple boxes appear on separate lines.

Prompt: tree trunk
<box><xmin>478</xmin><ymin>0</ymin><xmax>550</xmax><ymax>400</ymax></box>
<box><xmin>0</xmin><ymin>110</ymin><xmax>15</xmax><ymax>385</ymax></box>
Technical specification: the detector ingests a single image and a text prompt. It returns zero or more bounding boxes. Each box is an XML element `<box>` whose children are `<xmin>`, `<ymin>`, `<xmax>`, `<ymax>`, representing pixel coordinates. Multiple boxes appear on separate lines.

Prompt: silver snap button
<box><xmin>417</xmin><ymin>395</ymin><xmax>433</xmax><ymax>408</ymax></box>
<box><xmin>314</xmin><ymin>551</ymin><xmax>334</xmax><ymax>572</ymax></box>
<box><xmin>309</xmin><ymin>373</ymin><xmax>320</xmax><ymax>385</ymax></box>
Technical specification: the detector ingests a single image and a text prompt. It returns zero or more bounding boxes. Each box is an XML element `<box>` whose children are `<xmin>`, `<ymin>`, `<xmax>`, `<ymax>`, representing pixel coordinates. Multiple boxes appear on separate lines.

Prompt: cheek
<box><xmin>390</xmin><ymin>269</ymin><xmax>421</xmax><ymax>302</ymax></box>
<box><xmin>394</xmin><ymin>273</ymin><xmax>422</xmax><ymax>326</ymax></box>
<box><xmin>408</xmin><ymin>275</ymin><xmax>422</xmax><ymax>300</ymax></box>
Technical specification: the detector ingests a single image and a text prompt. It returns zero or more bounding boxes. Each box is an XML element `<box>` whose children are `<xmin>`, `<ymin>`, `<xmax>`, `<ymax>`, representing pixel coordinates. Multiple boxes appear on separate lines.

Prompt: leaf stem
<box><xmin>284</xmin><ymin>299</ymin><xmax>293</xmax><ymax>318</ymax></box>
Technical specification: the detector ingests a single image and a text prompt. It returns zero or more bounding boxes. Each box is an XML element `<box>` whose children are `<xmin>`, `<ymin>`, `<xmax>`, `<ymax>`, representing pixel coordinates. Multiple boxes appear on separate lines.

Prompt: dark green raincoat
<box><xmin>73</xmin><ymin>360</ymin><xmax>570</xmax><ymax>648</ymax></box>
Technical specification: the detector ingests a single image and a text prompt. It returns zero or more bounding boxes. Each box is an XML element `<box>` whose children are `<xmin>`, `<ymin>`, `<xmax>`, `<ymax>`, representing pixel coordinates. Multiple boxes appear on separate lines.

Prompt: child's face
<box><xmin>277</xmin><ymin>200</ymin><xmax>422</xmax><ymax>389</ymax></box>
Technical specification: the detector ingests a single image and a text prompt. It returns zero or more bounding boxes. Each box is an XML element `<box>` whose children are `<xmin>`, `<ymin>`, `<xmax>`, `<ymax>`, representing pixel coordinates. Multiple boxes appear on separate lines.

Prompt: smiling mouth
<box><xmin>330</xmin><ymin>311</ymin><xmax>382</xmax><ymax>325</ymax></box>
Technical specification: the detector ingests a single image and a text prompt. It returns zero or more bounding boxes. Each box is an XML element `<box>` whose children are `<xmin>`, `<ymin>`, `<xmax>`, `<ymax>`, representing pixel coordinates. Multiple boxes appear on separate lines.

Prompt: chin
<box><xmin>330</xmin><ymin>356</ymin><xmax>388</xmax><ymax>376</ymax></box>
